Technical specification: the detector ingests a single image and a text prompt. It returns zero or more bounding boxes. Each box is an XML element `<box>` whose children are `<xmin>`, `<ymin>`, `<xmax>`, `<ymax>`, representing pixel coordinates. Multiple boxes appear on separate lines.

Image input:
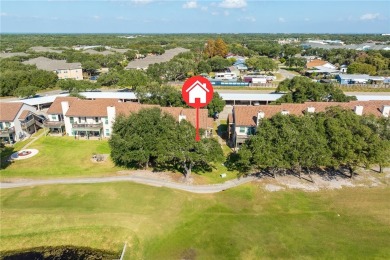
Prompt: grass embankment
<box><xmin>1</xmin><ymin>184</ymin><xmax>389</xmax><ymax>259</ymax></box>
<box><xmin>0</xmin><ymin>136</ymin><xmax>119</xmax><ymax>179</ymax></box>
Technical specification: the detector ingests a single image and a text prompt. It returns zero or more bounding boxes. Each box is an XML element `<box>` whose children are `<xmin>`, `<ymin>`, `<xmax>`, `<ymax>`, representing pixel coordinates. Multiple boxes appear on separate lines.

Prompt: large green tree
<box><xmin>110</xmin><ymin>108</ymin><xmax>223</xmax><ymax>179</ymax></box>
<box><xmin>276</xmin><ymin>77</ymin><xmax>356</xmax><ymax>103</ymax></box>
<box><xmin>206</xmin><ymin>92</ymin><xmax>226</xmax><ymax>117</ymax></box>
<box><xmin>232</xmin><ymin>107</ymin><xmax>384</xmax><ymax>179</ymax></box>
<box><xmin>347</xmin><ymin>62</ymin><xmax>377</xmax><ymax>75</ymax></box>
<box><xmin>245</xmin><ymin>56</ymin><xmax>278</xmax><ymax>71</ymax></box>
<box><xmin>56</xmin><ymin>79</ymin><xmax>97</xmax><ymax>93</ymax></box>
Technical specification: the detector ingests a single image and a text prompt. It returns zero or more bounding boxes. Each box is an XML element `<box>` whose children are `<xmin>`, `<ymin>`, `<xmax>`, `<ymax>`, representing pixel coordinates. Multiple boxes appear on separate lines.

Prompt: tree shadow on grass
<box><xmin>217</xmin><ymin>123</ymin><xmax>228</xmax><ymax>140</ymax></box>
<box><xmin>0</xmin><ymin>146</ymin><xmax>15</xmax><ymax>170</ymax></box>
<box><xmin>153</xmin><ymin>161</ymin><xmax>215</xmax><ymax>178</ymax></box>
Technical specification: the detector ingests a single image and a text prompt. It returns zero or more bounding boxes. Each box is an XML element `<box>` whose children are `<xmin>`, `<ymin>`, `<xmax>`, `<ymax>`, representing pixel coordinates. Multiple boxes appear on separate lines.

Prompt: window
<box><xmin>105</xmin><ymin>118</ymin><xmax>109</xmax><ymax>125</ymax></box>
<box><xmin>95</xmin><ymin>117</ymin><xmax>99</xmax><ymax>123</ymax></box>
<box><xmin>239</xmin><ymin>127</ymin><xmax>245</xmax><ymax>133</ymax></box>
<box><xmin>105</xmin><ymin>129</ymin><xmax>110</xmax><ymax>136</ymax></box>
<box><xmin>5</xmin><ymin>122</ymin><xmax>11</xmax><ymax>128</ymax></box>
<box><xmin>51</xmin><ymin>115</ymin><xmax>57</xmax><ymax>120</ymax></box>
<box><xmin>70</xmin><ymin>117</ymin><xmax>74</xmax><ymax>123</ymax></box>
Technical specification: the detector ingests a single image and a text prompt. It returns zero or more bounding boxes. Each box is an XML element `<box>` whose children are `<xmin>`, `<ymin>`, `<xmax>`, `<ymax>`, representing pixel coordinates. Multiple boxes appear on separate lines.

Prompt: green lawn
<box><xmin>1</xmin><ymin>184</ymin><xmax>389</xmax><ymax>259</ymax></box>
<box><xmin>0</xmin><ymin>136</ymin><xmax>119</xmax><ymax>179</ymax></box>
<box><xmin>1</xmin><ymin>135</ymin><xmax>239</xmax><ymax>183</ymax></box>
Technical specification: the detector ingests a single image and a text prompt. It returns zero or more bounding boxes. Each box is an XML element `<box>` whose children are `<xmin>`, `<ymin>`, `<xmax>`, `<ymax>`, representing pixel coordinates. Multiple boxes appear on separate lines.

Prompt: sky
<box><xmin>1</xmin><ymin>0</ymin><xmax>389</xmax><ymax>33</ymax></box>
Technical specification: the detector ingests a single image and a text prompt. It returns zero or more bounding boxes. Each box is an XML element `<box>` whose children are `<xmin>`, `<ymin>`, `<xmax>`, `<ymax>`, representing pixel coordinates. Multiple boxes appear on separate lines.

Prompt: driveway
<box><xmin>278</xmin><ymin>69</ymin><xmax>298</xmax><ymax>80</ymax></box>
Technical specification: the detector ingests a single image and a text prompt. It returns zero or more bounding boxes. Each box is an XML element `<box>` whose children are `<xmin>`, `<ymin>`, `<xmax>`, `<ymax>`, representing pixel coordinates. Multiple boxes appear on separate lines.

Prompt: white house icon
<box><xmin>186</xmin><ymin>80</ymin><xmax>209</xmax><ymax>103</ymax></box>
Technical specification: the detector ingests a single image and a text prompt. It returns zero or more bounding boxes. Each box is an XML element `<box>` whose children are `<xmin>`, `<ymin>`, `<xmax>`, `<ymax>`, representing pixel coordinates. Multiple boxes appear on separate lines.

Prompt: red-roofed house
<box><xmin>306</xmin><ymin>60</ymin><xmax>336</xmax><ymax>70</ymax></box>
<box><xmin>45</xmin><ymin>97</ymin><xmax>214</xmax><ymax>139</ymax></box>
<box><xmin>0</xmin><ymin>102</ymin><xmax>43</xmax><ymax>143</ymax></box>
<box><xmin>230</xmin><ymin>101</ymin><xmax>390</xmax><ymax>148</ymax></box>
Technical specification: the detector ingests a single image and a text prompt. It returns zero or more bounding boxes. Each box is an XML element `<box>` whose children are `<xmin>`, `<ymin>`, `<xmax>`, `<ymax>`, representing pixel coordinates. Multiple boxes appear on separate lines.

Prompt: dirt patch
<box><xmin>264</xmin><ymin>184</ymin><xmax>285</xmax><ymax>192</ymax></box>
<box><xmin>90</xmin><ymin>154</ymin><xmax>109</xmax><ymax>163</ymax></box>
<box><xmin>256</xmin><ymin>167</ymin><xmax>388</xmax><ymax>192</ymax></box>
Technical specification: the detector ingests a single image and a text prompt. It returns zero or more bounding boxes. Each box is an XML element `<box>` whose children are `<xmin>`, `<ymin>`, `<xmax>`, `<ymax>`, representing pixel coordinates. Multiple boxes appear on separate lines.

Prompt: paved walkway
<box><xmin>0</xmin><ymin>175</ymin><xmax>257</xmax><ymax>193</ymax></box>
<box><xmin>21</xmin><ymin>129</ymin><xmax>48</xmax><ymax>150</ymax></box>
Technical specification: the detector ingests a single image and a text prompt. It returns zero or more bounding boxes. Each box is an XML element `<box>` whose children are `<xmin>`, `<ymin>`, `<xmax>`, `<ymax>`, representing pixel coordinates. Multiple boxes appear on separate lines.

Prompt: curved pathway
<box><xmin>0</xmin><ymin>175</ymin><xmax>257</xmax><ymax>194</ymax></box>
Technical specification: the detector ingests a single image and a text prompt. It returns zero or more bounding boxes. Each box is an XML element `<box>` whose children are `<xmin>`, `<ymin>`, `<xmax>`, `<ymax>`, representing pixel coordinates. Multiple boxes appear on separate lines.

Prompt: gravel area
<box><xmin>257</xmin><ymin>168</ymin><xmax>388</xmax><ymax>192</ymax></box>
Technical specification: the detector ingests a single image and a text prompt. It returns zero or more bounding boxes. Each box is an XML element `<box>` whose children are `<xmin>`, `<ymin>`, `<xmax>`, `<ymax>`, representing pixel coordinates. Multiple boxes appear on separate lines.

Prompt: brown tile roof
<box><xmin>115</xmin><ymin>102</ymin><xmax>158</xmax><ymax>116</ymax></box>
<box><xmin>49</xmin><ymin>97</ymin><xmax>213</xmax><ymax>129</ymax></box>
<box><xmin>115</xmin><ymin>103</ymin><xmax>212</xmax><ymax>129</ymax></box>
<box><xmin>0</xmin><ymin>102</ymin><xmax>24</xmax><ymax>122</ymax></box>
<box><xmin>160</xmin><ymin>107</ymin><xmax>212</xmax><ymax>129</ymax></box>
<box><xmin>228</xmin><ymin>113</ymin><xmax>233</xmax><ymax>124</ymax></box>
<box><xmin>66</xmin><ymin>99</ymin><xmax>121</xmax><ymax>117</ymax></box>
<box><xmin>47</xmin><ymin>97</ymin><xmax>79</xmax><ymax>114</ymax></box>
<box><xmin>18</xmin><ymin>110</ymin><xmax>31</xmax><ymax>120</ymax></box>
<box><xmin>306</xmin><ymin>59</ymin><xmax>328</xmax><ymax>68</ymax></box>
<box><xmin>234</xmin><ymin>101</ymin><xmax>390</xmax><ymax>126</ymax></box>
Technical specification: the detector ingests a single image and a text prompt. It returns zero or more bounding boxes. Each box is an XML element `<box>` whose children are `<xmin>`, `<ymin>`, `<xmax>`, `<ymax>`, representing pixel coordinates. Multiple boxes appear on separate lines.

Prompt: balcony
<box><xmin>21</xmin><ymin>118</ymin><xmax>35</xmax><ymax>130</ymax></box>
<box><xmin>72</xmin><ymin>122</ymin><xmax>103</xmax><ymax>131</ymax></box>
<box><xmin>44</xmin><ymin>120</ymin><xmax>65</xmax><ymax>128</ymax></box>
<box><xmin>0</xmin><ymin>127</ymin><xmax>15</xmax><ymax>137</ymax></box>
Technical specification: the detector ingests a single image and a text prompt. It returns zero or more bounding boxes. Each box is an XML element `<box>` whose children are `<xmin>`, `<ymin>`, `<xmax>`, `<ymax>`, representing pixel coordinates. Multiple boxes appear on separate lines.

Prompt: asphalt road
<box><xmin>0</xmin><ymin>175</ymin><xmax>257</xmax><ymax>193</ymax></box>
<box><xmin>278</xmin><ymin>69</ymin><xmax>298</xmax><ymax>80</ymax></box>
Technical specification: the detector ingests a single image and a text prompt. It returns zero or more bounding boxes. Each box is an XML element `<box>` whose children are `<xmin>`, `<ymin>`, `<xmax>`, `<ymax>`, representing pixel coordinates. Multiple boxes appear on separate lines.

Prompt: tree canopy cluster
<box><xmin>0</xmin><ymin>58</ymin><xmax>58</xmax><ymax>97</ymax></box>
<box><xmin>232</xmin><ymin>107</ymin><xmax>390</xmax><ymax>179</ymax></box>
<box><xmin>245</xmin><ymin>56</ymin><xmax>278</xmax><ymax>71</ymax></box>
<box><xmin>276</xmin><ymin>77</ymin><xmax>357</xmax><ymax>103</ymax></box>
<box><xmin>304</xmin><ymin>48</ymin><xmax>390</xmax><ymax>76</ymax></box>
<box><xmin>204</xmin><ymin>38</ymin><xmax>229</xmax><ymax>58</ymax></box>
<box><xmin>109</xmin><ymin>108</ymin><xmax>224</xmax><ymax>179</ymax></box>
<box><xmin>1</xmin><ymin>34</ymin><xmax>388</xmax><ymax>53</ymax></box>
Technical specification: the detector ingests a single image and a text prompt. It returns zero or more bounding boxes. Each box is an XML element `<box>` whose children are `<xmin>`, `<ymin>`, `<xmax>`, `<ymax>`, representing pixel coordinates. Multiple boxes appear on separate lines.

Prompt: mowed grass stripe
<box><xmin>1</xmin><ymin>183</ymin><xmax>389</xmax><ymax>259</ymax></box>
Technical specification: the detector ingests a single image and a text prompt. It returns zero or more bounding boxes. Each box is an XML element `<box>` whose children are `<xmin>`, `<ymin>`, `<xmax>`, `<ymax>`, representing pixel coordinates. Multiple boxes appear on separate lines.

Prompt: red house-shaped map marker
<box><xmin>182</xmin><ymin>76</ymin><xmax>214</xmax><ymax>141</ymax></box>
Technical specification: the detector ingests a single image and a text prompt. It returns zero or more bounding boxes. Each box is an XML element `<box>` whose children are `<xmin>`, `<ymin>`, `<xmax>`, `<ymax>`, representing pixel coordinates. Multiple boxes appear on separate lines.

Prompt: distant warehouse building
<box><xmin>23</xmin><ymin>57</ymin><xmax>83</xmax><ymax>80</ymax></box>
<box><xmin>336</xmin><ymin>74</ymin><xmax>385</xmax><ymax>85</ymax></box>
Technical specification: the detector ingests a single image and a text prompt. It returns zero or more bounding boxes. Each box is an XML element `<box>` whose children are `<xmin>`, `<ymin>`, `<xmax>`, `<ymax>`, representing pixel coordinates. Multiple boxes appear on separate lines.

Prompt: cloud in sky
<box><xmin>183</xmin><ymin>1</ymin><xmax>197</xmax><ymax>9</ymax></box>
<box><xmin>360</xmin><ymin>13</ymin><xmax>380</xmax><ymax>20</ymax></box>
<box><xmin>219</xmin><ymin>0</ymin><xmax>247</xmax><ymax>9</ymax></box>
<box><xmin>278</xmin><ymin>17</ymin><xmax>286</xmax><ymax>23</ymax></box>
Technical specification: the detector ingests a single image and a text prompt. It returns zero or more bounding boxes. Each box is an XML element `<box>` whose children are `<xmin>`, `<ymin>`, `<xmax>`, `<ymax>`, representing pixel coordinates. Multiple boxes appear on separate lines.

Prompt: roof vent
<box><xmin>382</xmin><ymin>105</ymin><xmax>390</xmax><ymax>118</ymax></box>
<box><xmin>281</xmin><ymin>110</ymin><xmax>289</xmax><ymax>115</ymax></box>
<box><xmin>354</xmin><ymin>105</ymin><xmax>364</xmax><ymax>116</ymax></box>
<box><xmin>179</xmin><ymin>111</ymin><xmax>186</xmax><ymax>122</ymax></box>
<box><xmin>307</xmin><ymin>107</ymin><xmax>315</xmax><ymax>113</ymax></box>
<box><xmin>257</xmin><ymin>111</ymin><xmax>265</xmax><ymax>126</ymax></box>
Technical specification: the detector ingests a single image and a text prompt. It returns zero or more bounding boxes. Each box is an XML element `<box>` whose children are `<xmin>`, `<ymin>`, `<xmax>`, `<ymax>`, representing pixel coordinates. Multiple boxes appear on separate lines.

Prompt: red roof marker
<box><xmin>182</xmin><ymin>76</ymin><xmax>214</xmax><ymax>141</ymax></box>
